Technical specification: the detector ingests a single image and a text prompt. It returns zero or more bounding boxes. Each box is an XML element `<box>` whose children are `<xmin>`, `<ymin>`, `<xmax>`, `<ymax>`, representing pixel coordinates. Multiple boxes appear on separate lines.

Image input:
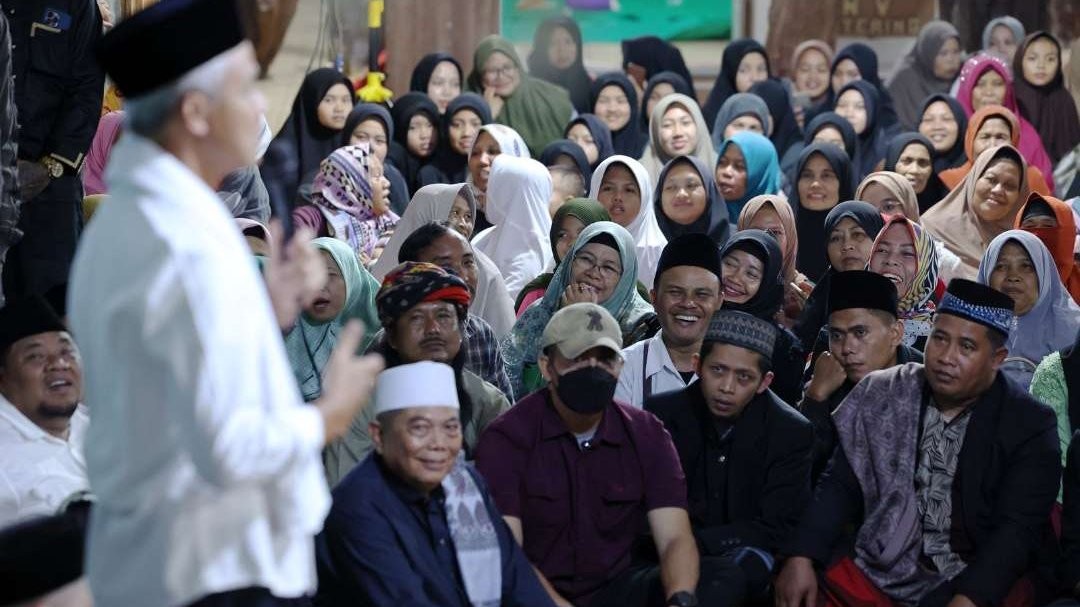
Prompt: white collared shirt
<box><xmin>0</xmin><ymin>397</ymin><xmax>88</xmax><ymax>529</ymax></box>
<box><xmin>70</xmin><ymin>135</ymin><xmax>328</xmax><ymax>607</ymax></box>
<box><xmin>615</xmin><ymin>331</ymin><xmax>696</xmax><ymax>408</ymax></box>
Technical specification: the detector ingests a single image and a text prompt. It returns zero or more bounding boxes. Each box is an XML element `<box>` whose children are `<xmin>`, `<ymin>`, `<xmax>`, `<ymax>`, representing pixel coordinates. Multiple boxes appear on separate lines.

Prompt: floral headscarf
<box><xmin>870</xmin><ymin>214</ymin><xmax>939</xmax><ymax>346</ymax></box>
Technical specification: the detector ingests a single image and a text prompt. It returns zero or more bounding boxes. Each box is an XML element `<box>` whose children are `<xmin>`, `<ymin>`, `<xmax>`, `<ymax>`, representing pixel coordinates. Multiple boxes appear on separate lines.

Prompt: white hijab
<box><xmin>589</xmin><ymin>155</ymin><xmax>667</xmax><ymax>288</ymax></box>
<box><xmin>472</xmin><ymin>155</ymin><xmax>554</xmax><ymax>299</ymax></box>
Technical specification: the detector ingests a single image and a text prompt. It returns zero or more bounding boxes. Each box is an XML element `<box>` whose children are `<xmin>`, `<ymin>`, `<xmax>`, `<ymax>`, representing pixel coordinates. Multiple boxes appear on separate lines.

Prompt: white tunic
<box><xmin>615</xmin><ymin>331</ymin><xmax>696</xmax><ymax>408</ymax></box>
<box><xmin>0</xmin><ymin>397</ymin><xmax>88</xmax><ymax>529</ymax></box>
<box><xmin>69</xmin><ymin>135</ymin><xmax>329</xmax><ymax>607</ymax></box>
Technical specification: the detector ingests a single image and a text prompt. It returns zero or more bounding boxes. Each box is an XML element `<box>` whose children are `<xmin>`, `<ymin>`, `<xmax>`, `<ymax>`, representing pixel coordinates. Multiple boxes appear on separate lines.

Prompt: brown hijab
<box><xmin>737</xmin><ymin>194</ymin><xmax>799</xmax><ymax>282</ymax></box>
<box><xmin>855</xmin><ymin>171</ymin><xmax>921</xmax><ymax>221</ymax></box>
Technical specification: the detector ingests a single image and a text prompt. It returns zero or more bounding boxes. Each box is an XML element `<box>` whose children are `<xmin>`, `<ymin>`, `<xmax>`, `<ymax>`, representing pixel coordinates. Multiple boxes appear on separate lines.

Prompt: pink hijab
<box><xmin>954</xmin><ymin>54</ymin><xmax>1054</xmax><ymax>191</ymax></box>
<box><xmin>83</xmin><ymin>111</ymin><xmax>124</xmax><ymax>196</ymax></box>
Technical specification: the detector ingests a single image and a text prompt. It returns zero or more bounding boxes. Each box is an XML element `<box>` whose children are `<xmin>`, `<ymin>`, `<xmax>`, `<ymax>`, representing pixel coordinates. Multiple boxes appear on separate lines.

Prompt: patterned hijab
<box><xmin>870</xmin><ymin>215</ymin><xmax>939</xmax><ymax>345</ymax></box>
<box><xmin>312</xmin><ymin>144</ymin><xmax>400</xmax><ymax>263</ymax></box>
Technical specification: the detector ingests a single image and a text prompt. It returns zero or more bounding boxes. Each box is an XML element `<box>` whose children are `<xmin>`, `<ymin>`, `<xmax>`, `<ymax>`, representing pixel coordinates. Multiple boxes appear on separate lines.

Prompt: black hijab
<box><xmin>750</xmin><ymin>78</ymin><xmax>803</xmax><ymax>160</ymax></box>
<box><xmin>641</xmin><ymin>71</ymin><xmax>695</xmax><ymax>129</ymax></box>
<box><xmin>919</xmin><ymin>93</ymin><xmax>969</xmax><ymax>172</ymax></box>
<box><xmin>882</xmin><ymin>132</ymin><xmax>948</xmax><ymax>214</ymax></box>
<box><xmin>621</xmin><ymin>35</ymin><xmax>694</xmax><ymax>90</ymax></box>
<box><xmin>805</xmin><ymin>111</ymin><xmax>857</xmax><ymax>160</ymax></box>
<box><xmin>565</xmin><ymin>114</ymin><xmax>614</xmax><ymax>169</ymax></box>
<box><xmin>808</xmin><ymin>43</ymin><xmax>900</xmax><ymax>130</ymax></box>
<box><xmin>791</xmin><ymin>143</ymin><xmax>856</xmax><ymax>282</ymax></box>
<box><xmin>527</xmin><ymin>16</ymin><xmax>593</xmax><ymax>113</ymax></box>
<box><xmin>590</xmin><ymin>72</ymin><xmax>648</xmax><ymax>158</ymax></box>
<box><xmin>837</xmin><ymin>80</ymin><xmax>896</xmax><ymax>181</ymax></box>
<box><xmin>262</xmin><ymin>68</ymin><xmax>355</xmax><ymax>204</ymax></box>
<box><xmin>388</xmin><ymin>92</ymin><xmax>441</xmax><ymax>195</ymax></box>
<box><xmin>539</xmin><ymin>139</ymin><xmax>592</xmax><ymax>187</ymax></box>
<box><xmin>702</xmin><ymin>38</ymin><xmax>770</xmax><ymax>132</ymax></box>
<box><xmin>721</xmin><ymin>229</ymin><xmax>784</xmax><ymax>320</ymax></box>
<box><xmin>653</xmin><ymin>155</ymin><xmax>731</xmax><ymax>245</ymax></box>
<box><xmin>409</xmin><ymin>52</ymin><xmax>463</xmax><ymax>98</ymax></box>
<box><xmin>339</xmin><ymin>103</ymin><xmax>409</xmax><ymax>214</ymax></box>
<box><xmin>420</xmin><ymin>93</ymin><xmax>492</xmax><ymax>186</ymax></box>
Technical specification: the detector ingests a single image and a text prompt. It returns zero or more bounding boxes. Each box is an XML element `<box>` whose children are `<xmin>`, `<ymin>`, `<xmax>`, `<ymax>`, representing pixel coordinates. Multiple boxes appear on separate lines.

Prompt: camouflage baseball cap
<box><xmin>541</xmin><ymin>302</ymin><xmax>623</xmax><ymax>360</ymax></box>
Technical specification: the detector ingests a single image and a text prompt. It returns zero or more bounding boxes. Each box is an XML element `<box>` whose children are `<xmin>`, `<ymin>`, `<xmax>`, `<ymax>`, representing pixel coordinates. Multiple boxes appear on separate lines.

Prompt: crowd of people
<box><xmin>5</xmin><ymin>0</ymin><xmax>1080</xmax><ymax>606</ymax></box>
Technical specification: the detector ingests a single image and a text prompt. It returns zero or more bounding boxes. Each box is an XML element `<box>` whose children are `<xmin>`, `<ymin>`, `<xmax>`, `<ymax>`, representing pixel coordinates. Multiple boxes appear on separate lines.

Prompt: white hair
<box><xmin>124</xmin><ymin>45</ymin><xmax>239</xmax><ymax>139</ymax></box>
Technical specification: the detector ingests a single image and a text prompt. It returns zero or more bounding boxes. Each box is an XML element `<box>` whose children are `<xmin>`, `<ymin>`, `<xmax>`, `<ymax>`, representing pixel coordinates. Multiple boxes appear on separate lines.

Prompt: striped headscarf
<box><xmin>376</xmin><ymin>261</ymin><xmax>472</xmax><ymax>328</ymax></box>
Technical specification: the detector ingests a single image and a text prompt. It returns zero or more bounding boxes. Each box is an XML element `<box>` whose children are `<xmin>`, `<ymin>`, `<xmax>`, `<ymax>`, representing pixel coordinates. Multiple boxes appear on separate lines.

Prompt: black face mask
<box><xmin>553</xmin><ymin>365</ymin><xmax>617</xmax><ymax>414</ymax></box>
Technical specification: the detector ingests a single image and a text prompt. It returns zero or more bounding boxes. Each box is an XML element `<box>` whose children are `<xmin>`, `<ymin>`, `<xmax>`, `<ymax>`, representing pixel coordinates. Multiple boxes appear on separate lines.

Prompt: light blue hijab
<box><xmin>716</xmin><ymin>131</ymin><xmax>782</xmax><ymax>222</ymax></box>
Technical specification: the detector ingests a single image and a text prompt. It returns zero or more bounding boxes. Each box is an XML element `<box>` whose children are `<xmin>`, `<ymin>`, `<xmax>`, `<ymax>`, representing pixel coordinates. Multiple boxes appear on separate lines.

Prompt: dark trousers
<box><xmin>2</xmin><ymin>173</ymin><xmax>82</xmax><ymax>299</ymax></box>
<box><xmin>587</xmin><ymin>554</ymin><xmax>765</xmax><ymax>607</ymax></box>
<box><xmin>186</xmin><ymin>587</ymin><xmax>313</xmax><ymax>607</ymax></box>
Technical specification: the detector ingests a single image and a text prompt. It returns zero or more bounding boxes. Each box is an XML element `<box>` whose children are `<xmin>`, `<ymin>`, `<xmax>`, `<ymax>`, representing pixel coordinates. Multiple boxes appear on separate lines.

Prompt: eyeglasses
<box><xmin>572</xmin><ymin>252</ymin><xmax>622</xmax><ymax>281</ymax></box>
<box><xmin>483</xmin><ymin>65</ymin><xmax>517</xmax><ymax>80</ymax></box>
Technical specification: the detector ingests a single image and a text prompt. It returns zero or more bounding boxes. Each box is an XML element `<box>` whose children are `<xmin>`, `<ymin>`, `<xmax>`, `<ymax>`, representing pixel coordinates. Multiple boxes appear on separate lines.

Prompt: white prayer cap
<box><xmin>373</xmin><ymin>361</ymin><xmax>460</xmax><ymax>416</ymax></box>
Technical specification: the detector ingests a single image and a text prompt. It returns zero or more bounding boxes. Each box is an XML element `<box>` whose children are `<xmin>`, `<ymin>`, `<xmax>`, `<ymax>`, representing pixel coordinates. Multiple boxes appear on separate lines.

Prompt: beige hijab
<box><xmin>737</xmin><ymin>194</ymin><xmax>799</xmax><ymax>282</ymax></box>
<box><xmin>638</xmin><ymin>93</ymin><xmax>717</xmax><ymax>184</ymax></box>
<box><xmin>856</xmin><ymin>171</ymin><xmax>921</xmax><ymax>221</ymax></box>
<box><xmin>921</xmin><ymin>145</ymin><xmax>1030</xmax><ymax>278</ymax></box>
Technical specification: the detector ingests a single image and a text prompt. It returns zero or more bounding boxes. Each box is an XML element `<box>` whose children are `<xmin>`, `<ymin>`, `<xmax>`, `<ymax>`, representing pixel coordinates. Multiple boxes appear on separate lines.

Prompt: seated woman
<box><xmin>564</xmin><ymin>114</ymin><xmax>614</xmax><ymax>170</ymax></box>
<box><xmin>466</xmin><ymin>35</ymin><xmax>574</xmax><ymax>156</ymax></box>
<box><xmin>710</xmin><ymin>92</ymin><xmax>771</xmax><ymax>150</ymax></box>
<box><xmin>638</xmin><ymin>93</ymin><xmax>716</xmax><ymax>183</ymax></box>
<box><xmin>501</xmin><ymin>221</ymin><xmax>655</xmax><ymax>399</ymax></box>
<box><xmin>715</xmin><ymin>130</ymin><xmax>782</xmax><ymax>222</ymax></box>
<box><xmin>589</xmin><ymin>155</ymin><xmax>667</xmax><ymax>288</ymax></box>
<box><xmin>719</xmin><ymin>229</ymin><xmax>807</xmax><ymax>405</ymax></box>
<box><xmin>465</xmin><ymin>124</ymin><xmax>529</xmax><ymax>234</ymax></box>
<box><xmin>917</xmin><ymin>93</ymin><xmax>968</xmax><ymax>172</ymax></box>
<box><xmin>977</xmin><ymin>229</ymin><xmax>1080</xmax><ymax>389</ymax></box>
<box><xmin>1012</xmin><ymin>32</ymin><xmax>1080</xmax><ymax>167</ymax></box>
<box><xmin>388</xmin><ymin>92</ymin><xmax>440</xmax><ymax>195</ymax></box>
<box><xmin>418</xmin><ymin>93</ymin><xmax>492</xmax><ymax>188</ymax></box>
<box><xmin>408</xmin><ymin>52</ymin><xmax>463</xmax><ymax>114</ymax></box>
<box><xmin>882</xmin><ymin>132</ymin><xmax>948</xmax><ymax>213</ymax></box>
<box><xmin>292</xmin><ymin>145</ymin><xmax>399</xmax><ymax>267</ymax></box>
<box><xmin>924</xmin><ymin>144</ymin><xmax>1031</xmax><ymax>279</ymax></box>
<box><xmin>790</xmin><ymin>39</ymin><xmax>833</xmax><ymax>115</ymax></box>
<box><xmin>833</xmin><ymin>80</ymin><xmax>900</xmax><ymax>181</ymax></box>
<box><xmin>653</xmin><ymin>155</ymin><xmax>730</xmax><ymax>245</ymax></box>
<box><xmin>515</xmin><ymin>198</ymin><xmax>611</xmax><ymax>315</ymax></box>
<box><xmin>701</xmin><ymin>38</ymin><xmax>771</xmax><ymax>130</ymax></box>
<box><xmin>641</xmin><ymin>71</ymin><xmax>695</xmax><ymax>130</ymax></box>
<box><xmin>1031</xmin><ymin>329</ymin><xmax>1080</xmax><ymax>494</ymax></box>
<box><xmin>341</xmin><ymin>104</ymin><xmax>410</xmax><ymax>214</ymax></box>
<box><xmin>867</xmin><ymin>214</ymin><xmax>940</xmax><ymax>350</ymax></box>
<box><xmin>804</xmin><ymin>111</ymin><xmax>857</xmax><ymax>161</ymax></box>
<box><xmin>939</xmin><ymin>105</ymin><xmax>1051</xmax><ymax>195</ymax></box>
<box><xmin>590</xmin><ymin>71</ymin><xmax>648</xmax><ymax>158</ymax></box>
<box><xmin>791</xmin><ymin>143</ymin><xmax>856</xmax><ymax>282</ymax></box>
<box><xmin>737</xmin><ymin>194</ymin><xmax>814</xmax><ymax>328</ymax></box>
<box><xmin>539</xmin><ymin>139</ymin><xmax>591</xmax><ymax>205</ymax></box>
<box><xmin>285</xmin><ymin>237</ymin><xmax>381</xmax><ymax>403</ymax></box>
<box><xmin>749</xmin><ymin>78</ymin><xmax>806</xmax><ymax>174</ymax></box>
<box><xmin>1015</xmin><ymin>192</ymin><xmax>1080</xmax><ymax>304</ymax></box>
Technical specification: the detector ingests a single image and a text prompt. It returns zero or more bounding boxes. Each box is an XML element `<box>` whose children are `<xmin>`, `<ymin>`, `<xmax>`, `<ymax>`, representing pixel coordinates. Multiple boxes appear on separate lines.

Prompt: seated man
<box><xmin>0</xmin><ymin>296</ymin><xmax>88</xmax><ymax>529</ymax></box>
<box><xmin>776</xmin><ymin>280</ymin><xmax>1061</xmax><ymax>607</ymax></box>
<box><xmin>1061</xmin><ymin>430</ymin><xmax>1080</xmax><ymax>603</ymax></box>
<box><xmin>476</xmin><ymin>302</ymin><xmax>702</xmax><ymax>607</ymax></box>
<box><xmin>617</xmin><ymin>233</ymin><xmax>723</xmax><ymax>407</ymax></box>
<box><xmin>800</xmin><ymin>270</ymin><xmax>922</xmax><ymax>479</ymax></box>
<box><xmin>324</xmin><ymin>262</ymin><xmax>509</xmax><ymax>485</ymax></box>
<box><xmin>317</xmin><ymin>361</ymin><xmax>553</xmax><ymax>607</ymax></box>
<box><xmin>646</xmin><ymin>309</ymin><xmax>813</xmax><ymax>605</ymax></box>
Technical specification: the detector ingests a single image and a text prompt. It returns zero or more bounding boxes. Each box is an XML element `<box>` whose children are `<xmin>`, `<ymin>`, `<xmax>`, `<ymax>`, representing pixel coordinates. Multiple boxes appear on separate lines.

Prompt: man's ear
<box><xmin>756</xmin><ymin>371</ymin><xmax>775</xmax><ymax>395</ymax></box>
<box><xmin>370</xmin><ymin>420</ymin><xmax>385</xmax><ymax>455</ymax></box>
<box><xmin>538</xmin><ymin>353</ymin><xmax>553</xmax><ymax>382</ymax></box>
<box><xmin>178</xmin><ymin>90</ymin><xmax>213</xmax><ymax>138</ymax></box>
<box><xmin>889</xmin><ymin>319</ymin><xmax>905</xmax><ymax>348</ymax></box>
<box><xmin>990</xmin><ymin>345</ymin><xmax>1008</xmax><ymax>370</ymax></box>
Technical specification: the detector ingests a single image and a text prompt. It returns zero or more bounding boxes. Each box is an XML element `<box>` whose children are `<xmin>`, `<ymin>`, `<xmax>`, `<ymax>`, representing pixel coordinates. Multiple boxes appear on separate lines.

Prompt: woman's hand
<box><xmin>484</xmin><ymin>86</ymin><xmax>505</xmax><ymax>118</ymax></box>
<box><xmin>561</xmin><ymin>283</ymin><xmax>599</xmax><ymax>307</ymax></box>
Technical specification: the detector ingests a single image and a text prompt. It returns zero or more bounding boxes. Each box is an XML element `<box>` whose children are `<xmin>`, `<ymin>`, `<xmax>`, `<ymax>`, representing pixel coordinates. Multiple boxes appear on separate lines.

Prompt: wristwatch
<box><xmin>39</xmin><ymin>156</ymin><xmax>63</xmax><ymax>179</ymax></box>
<box><xmin>666</xmin><ymin>591</ymin><xmax>698</xmax><ymax>607</ymax></box>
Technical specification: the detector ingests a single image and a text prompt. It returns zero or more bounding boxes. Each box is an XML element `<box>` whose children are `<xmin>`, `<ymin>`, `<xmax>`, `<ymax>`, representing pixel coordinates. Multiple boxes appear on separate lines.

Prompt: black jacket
<box><xmin>1060</xmin><ymin>430</ymin><xmax>1080</xmax><ymax>596</ymax></box>
<box><xmin>646</xmin><ymin>383</ymin><xmax>814</xmax><ymax>556</ymax></box>
<box><xmin>786</xmin><ymin>371</ymin><xmax>1061</xmax><ymax>607</ymax></box>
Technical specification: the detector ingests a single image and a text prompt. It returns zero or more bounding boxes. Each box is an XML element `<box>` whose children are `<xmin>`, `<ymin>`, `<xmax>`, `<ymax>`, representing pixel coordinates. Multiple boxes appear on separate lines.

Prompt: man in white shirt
<box><xmin>616</xmin><ymin>233</ymin><xmax>723</xmax><ymax>407</ymax></box>
<box><xmin>0</xmin><ymin>295</ymin><xmax>87</xmax><ymax>530</ymax></box>
<box><xmin>70</xmin><ymin>2</ymin><xmax>384</xmax><ymax>605</ymax></box>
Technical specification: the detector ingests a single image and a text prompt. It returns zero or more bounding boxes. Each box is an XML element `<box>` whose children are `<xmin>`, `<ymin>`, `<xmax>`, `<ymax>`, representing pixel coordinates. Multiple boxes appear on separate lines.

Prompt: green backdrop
<box><xmin>501</xmin><ymin>0</ymin><xmax>732</xmax><ymax>42</ymax></box>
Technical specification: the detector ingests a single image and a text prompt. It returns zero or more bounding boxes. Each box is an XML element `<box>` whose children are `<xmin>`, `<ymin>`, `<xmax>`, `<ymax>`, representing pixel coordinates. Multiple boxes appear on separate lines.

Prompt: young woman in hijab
<box><xmin>641</xmin><ymin>71</ymin><xmax>695</xmax><ymax>130</ymax></box>
<box><xmin>388</xmin><ymin>92</ymin><xmax>440</xmax><ymax>196</ymax></box>
<box><xmin>882</xmin><ymin>132</ymin><xmax>948</xmax><ymax>213</ymax></box>
<box><xmin>539</xmin><ymin>139</ymin><xmax>592</xmax><ymax>191</ymax></box>
<box><xmin>408</xmin><ymin>52</ymin><xmax>463</xmax><ymax>114</ymax></box>
<box><xmin>738</xmin><ymin>194</ymin><xmax>814</xmax><ymax>327</ymax></box>
<box><xmin>793</xmin><ymin>200</ymin><xmax>885</xmax><ymax>351</ymax></box>
<box><xmin>750</xmin><ymin>79</ymin><xmax>806</xmax><ymax>173</ymax></box>
<box><xmin>719</xmin><ymin>229</ymin><xmax>806</xmax><ymax>404</ymax></box>
<box><xmin>790</xmin><ymin>40</ymin><xmax>834</xmax><ymax>112</ymax></box>
<box><xmin>639</xmin><ymin>93</ymin><xmax>716</xmax><ymax>183</ymax></box>
<box><xmin>527</xmin><ymin>16</ymin><xmax>592</xmax><ymax>113</ymax></box>
<box><xmin>590</xmin><ymin>72</ymin><xmax>648</xmax><ymax>158</ymax></box>
<box><xmin>292</xmin><ymin>144</ymin><xmax>399</xmax><ymax>267</ymax></box>
<box><xmin>654</xmin><ymin>155</ymin><xmax>730</xmax><ymax>245</ymax></box>
<box><xmin>701</xmin><ymin>38</ymin><xmax>772</xmax><ymax>131</ymax></box>
<box><xmin>286</xmin><ymin>237</ymin><xmax>381</xmax><ymax>402</ymax></box>
<box><xmin>977</xmin><ymin>229</ymin><xmax>1080</xmax><ymax>389</ymax></box>
<box><xmin>1015</xmin><ymin>192</ymin><xmax>1080</xmax><ymax>304</ymax></box>
<box><xmin>515</xmin><ymin>198</ymin><xmax>611</xmax><ymax>315</ymax></box>
<box><xmin>917</xmin><ymin>93</ymin><xmax>968</xmax><ymax>172</ymax></box>
<box><xmin>341</xmin><ymin>103</ymin><xmax>410</xmax><ymax>214</ymax></box>
<box><xmin>1012</xmin><ymin>32</ymin><xmax>1080</xmax><ymax>165</ymax></box>
<box><xmin>954</xmin><ymin>53</ymin><xmax>1055</xmax><ymax>187</ymax></box>
<box><xmin>923</xmin><ymin>144</ymin><xmax>1031</xmax><ymax>278</ymax></box>
<box><xmin>83</xmin><ymin>111</ymin><xmax>123</xmax><ymax>196</ymax></box>
<box><xmin>804</xmin><ymin>111</ymin><xmax>858</xmax><ymax>160</ymax></box>
<box><xmin>982</xmin><ymin>16</ymin><xmax>1026</xmax><ymax>64</ymax></box>
<box><xmin>471</xmin><ymin>155</ymin><xmax>553</xmax><ymax>298</ymax></box>
<box><xmin>261</xmin><ymin>67</ymin><xmax>355</xmax><ymax>205</ymax></box>
<box><xmin>806</xmin><ymin>42</ymin><xmax>900</xmax><ymax>131</ymax></box>
<box><xmin>867</xmin><ymin>214</ymin><xmax>940</xmax><ymax>350</ymax></box>
<box><xmin>465</xmin><ymin>123</ymin><xmax>529</xmax><ymax>234</ymax></box>
<box><xmin>418</xmin><ymin>93</ymin><xmax>492</xmax><ymax>188</ymax></box>
<box><xmin>710</xmin><ymin>93</ymin><xmax>772</xmax><ymax>149</ymax></box>
<box><xmin>620</xmin><ymin>35</ymin><xmax>694</xmax><ymax>97</ymax></box>
<box><xmin>885</xmin><ymin>21</ymin><xmax>963</xmax><ymax>129</ymax></box>
<box><xmin>467</xmin><ymin>35</ymin><xmax>574</xmax><ymax>156</ymax></box>
<box><xmin>564</xmin><ymin>114</ymin><xmax>614</xmax><ymax>170</ymax></box>
<box><xmin>834</xmin><ymin>80</ymin><xmax>901</xmax><ymax>181</ymax></box>
<box><xmin>715</xmin><ymin>131</ymin><xmax>782</xmax><ymax>222</ymax></box>
<box><xmin>939</xmin><ymin>105</ymin><xmax>1052</xmax><ymax>195</ymax></box>
<box><xmin>589</xmin><ymin>155</ymin><xmax>667</xmax><ymax>288</ymax></box>
<box><xmin>501</xmin><ymin>221</ymin><xmax>656</xmax><ymax>397</ymax></box>
<box><xmin>791</xmin><ymin>143</ymin><xmax>856</xmax><ymax>282</ymax></box>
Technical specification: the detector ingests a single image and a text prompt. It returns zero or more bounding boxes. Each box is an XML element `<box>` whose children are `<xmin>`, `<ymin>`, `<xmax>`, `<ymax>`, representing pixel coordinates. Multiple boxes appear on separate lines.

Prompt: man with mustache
<box><xmin>325</xmin><ymin>262</ymin><xmax>509</xmax><ymax>480</ymax></box>
<box><xmin>800</xmin><ymin>270</ymin><xmax>922</xmax><ymax>480</ymax></box>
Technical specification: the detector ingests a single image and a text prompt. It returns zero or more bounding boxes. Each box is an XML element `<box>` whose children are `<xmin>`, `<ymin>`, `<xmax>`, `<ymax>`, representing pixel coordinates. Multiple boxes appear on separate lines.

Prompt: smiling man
<box><xmin>645</xmin><ymin>309</ymin><xmax>813</xmax><ymax>605</ymax></box>
<box><xmin>777</xmin><ymin>279</ymin><xmax>1060</xmax><ymax>607</ymax></box>
<box><xmin>0</xmin><ymin>295</ymin><xmax>86</xmax><ymax>530</ymax></box>
<box><xmin>616</xmin><ymin>233</ymin><xmax>723</xmax><ymax>407</ymax></box>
